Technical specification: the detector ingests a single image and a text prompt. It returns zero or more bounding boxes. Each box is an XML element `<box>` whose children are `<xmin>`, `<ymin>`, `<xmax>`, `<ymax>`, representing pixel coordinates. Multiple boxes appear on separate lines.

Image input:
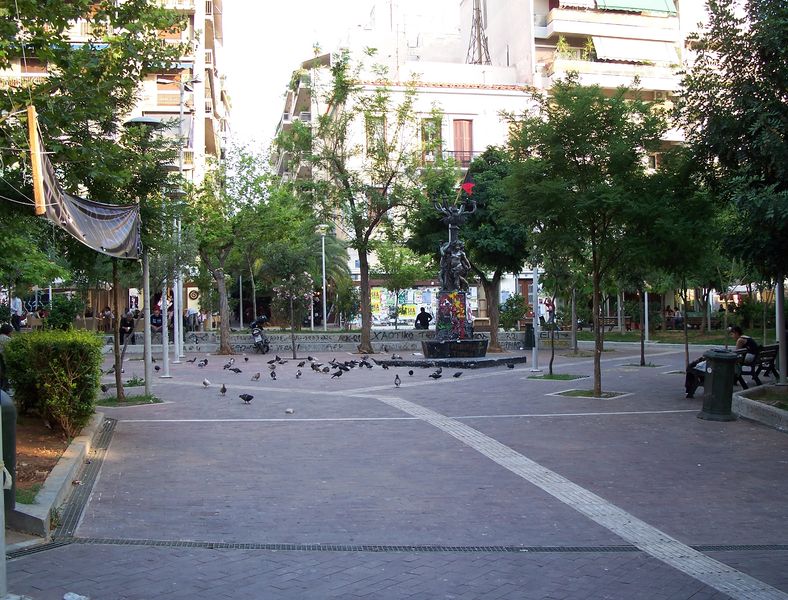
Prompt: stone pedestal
<box><xmin>422</xmin><ymin>290</ymin><xmax>488</xmax><ymax>359</ymax></box>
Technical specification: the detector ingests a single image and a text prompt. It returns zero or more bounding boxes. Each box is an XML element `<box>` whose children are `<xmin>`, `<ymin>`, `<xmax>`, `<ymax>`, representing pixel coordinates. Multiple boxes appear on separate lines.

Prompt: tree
<box><xmin>409</xmin><ymin>147</ymin><xmax>531</xmax><ymax>351</ymax></box>
<box><xmin>275</xmin><ymin>50</ymin><xmax>427</xmax><ymax>353</ymax></box>
<box><xmin>371</xmin><ymin>240</ymin><xmax>430</xmax><ymax>329</ymax></box>
<box><xmin>679</xmin><ymin>0</ymin><xmax>788</xmax><ymax>382</ymax></box>
<box><xmin>507</xmin><ymin>76</ymin><xmax>667</xmax><ymax>396</ymax></box>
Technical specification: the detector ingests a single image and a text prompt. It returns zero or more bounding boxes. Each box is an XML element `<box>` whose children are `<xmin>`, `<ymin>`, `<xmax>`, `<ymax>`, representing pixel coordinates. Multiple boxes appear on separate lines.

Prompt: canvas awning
<box><xmin>596</xmin><ymin>0</ymin><xmax>676</xmax><ymax>14</ymax></box>
<box><xmin>592</xmin><ymin>36</ymin><xmax>678</xmax><ymax>63</ymax></box>
<box><xmin>559</xmin><ymin>0</ymin><xmax>595</xmax><ymax>8</ymax></box>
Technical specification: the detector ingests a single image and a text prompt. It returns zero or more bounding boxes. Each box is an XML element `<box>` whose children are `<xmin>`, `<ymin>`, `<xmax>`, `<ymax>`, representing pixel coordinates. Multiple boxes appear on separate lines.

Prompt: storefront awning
<box><xmin>560</xmin><ymin>0</ymin><xmax>595</xmax><ymax>8</ymax></box>
<box><xmin>592</xmin><ymin>36</ymin><xmax>678</xmax><ymax>63</ymax></box>
<box><xmin>596</xmin><ymin>0</ymin><xmax>677</xmax><ymax>14</ymax></box>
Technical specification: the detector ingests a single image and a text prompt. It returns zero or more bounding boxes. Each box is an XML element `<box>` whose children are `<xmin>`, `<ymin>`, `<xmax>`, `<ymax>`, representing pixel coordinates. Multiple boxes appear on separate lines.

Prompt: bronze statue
<box><xmin>439</xmin><ymin>239</ymin><xmax>471</xmax><ymax>291</ymax></box>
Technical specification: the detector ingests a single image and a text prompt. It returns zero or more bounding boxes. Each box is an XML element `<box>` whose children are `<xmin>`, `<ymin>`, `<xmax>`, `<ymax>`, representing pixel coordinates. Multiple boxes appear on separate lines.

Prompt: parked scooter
<box><xmin>250</xmin><ymin>315</ymin><xmax>270</xmax><ymax>354</ymax></box>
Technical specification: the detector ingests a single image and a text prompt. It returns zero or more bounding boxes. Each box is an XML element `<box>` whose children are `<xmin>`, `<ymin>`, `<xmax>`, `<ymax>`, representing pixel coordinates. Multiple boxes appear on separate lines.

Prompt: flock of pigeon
<box><xmin>182</xmin><ymin>353</ymin><xmax>518</xmax><ymax>405</ymax></box>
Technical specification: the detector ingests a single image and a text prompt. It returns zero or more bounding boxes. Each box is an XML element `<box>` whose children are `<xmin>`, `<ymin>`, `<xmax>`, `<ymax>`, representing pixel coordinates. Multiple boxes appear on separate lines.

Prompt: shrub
<box><xmin>5</xmin><ymin>330</ymin><xmax>102</xmax><ymax>437</ymax></box>
<box><xmin>45</xmin><ymin>295</ymin><xmax>84</xmax><ymax>331</ymax></box>
<box><xmin>499</xmin><ymin>294</ymin><xmax>529</xmax><ymax>331</ymax></box>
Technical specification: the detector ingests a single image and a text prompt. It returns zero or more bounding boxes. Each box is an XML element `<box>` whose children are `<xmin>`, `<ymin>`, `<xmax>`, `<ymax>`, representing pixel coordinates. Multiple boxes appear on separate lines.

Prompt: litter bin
<box><xmin>1</xmin><ymin>389</ymin><xmax>16</xmax><ymax>509</ymax></box>
<box><xmin>523</xmin><ymin>323</ymin><xmax>535</xmax><ymax>349</ymax></box>
<box><xmin>697</xmin><ymin>348</ymin><xmax>738</xmax><ymax>422</ymax></box>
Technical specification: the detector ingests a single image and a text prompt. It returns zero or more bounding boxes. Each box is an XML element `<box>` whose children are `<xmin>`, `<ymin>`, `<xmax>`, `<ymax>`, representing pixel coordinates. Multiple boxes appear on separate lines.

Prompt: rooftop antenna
<box><xmin>466</xmin><ymin>0</ymin><xmax>491</xmax><ymax>65</ymax></box>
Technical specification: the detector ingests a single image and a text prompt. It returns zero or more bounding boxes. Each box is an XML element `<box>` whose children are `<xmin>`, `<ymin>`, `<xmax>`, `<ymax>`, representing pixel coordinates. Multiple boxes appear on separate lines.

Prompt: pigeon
<box><xmin>100</xmin><ymin>384</ymin><xmax>108</xmax><ymax>393</ymax></box>
<box><xmin>296</xmin><ymin>370</ymin><xmax>302</xmax><ymax>379</ymax></box>
<box><xmin>381</xmin><ymin>364</ymin><xmax>390</xmax><ymax>370</ymax></box>
<box><xmin>251</xmin><ymin>372</ymin><xmax>261</xmax><ymax>381</ymax></box>
<box><xmin>408</xmin><ymin>370</ymin><xmax>414</xmax><ymax>376</ymax></box>
<box><xmin>270</xmin><ymin>371</ymin><xmax>277</xmax><ymax>380</ymax></box>
<box><xmin>202</xmin><ymin>379</ymin><xmax>210</xmax><ymax>388</ymax></box>
<box><xmin>429</xmin><ymin>372</ymin><xmax>442</xmax><ymax>380</ymax></box>
<box><xmin>453</xmin><ymin>371</ymin><xmax>463</xmax><ymax>378</ymax></box>
<box><xmin>106</xmin><ymin>366</ymin><xmax>115</xmax><ymax>375</ymax></box>
<box><xmin>297</xmin><ymin>361</ymin><xmax>305</xmax><ymax>368</ymax></box>
<box><xmin>435</xmin><ymin>367</ymin><xmax>443</xmax><ymax>374</ymax></box>
<box><xmin>186</xmin><ymin>356</ymin><xmax>197</xmax><ymax>363</ymax></box>
<box><xmin>307</xmin><ymin>356</ymin><xmax>315</xmax><ymax>362</ymax></box>
<box><xmin>220</xmin><ymin>383</ymin><xmax>227</xmax><ymax>396</ymax></box>
<box><xmin>240</xmin><ymin>393</ymin><xmax>253</xmax><ymax>404</ymax></box>
<box><xmin>330</xmin><ymin>370</ymin><xmax>343</xmax><ymax>378</ymax></box>
<box><xmin>392</xmin><ymin>354</ymin><xmax>403</xmax><ymax>360</ymax></box>
<box><xmin>321</xmin><ymin>366</ymin><xmax>330</xmax><ymax>373</ymax></box>
<box><xmin>152</xmin><ymin>357</ymin><xmax>156</xmax><ymax>363</ymax></box>
<box><xmin>154</xmin><ymin>365</ymin><xmax>161</xmax><ymax>372</ymax></box>
<box><xmin>285</xmin><ymin>408</ymin><xmax>294</xmax><ymax>414</ymax></box>
<box><xmin>394</xmin><ymin>374</ymin><xmax>401</xmax><ymax>387</ymax></box>
<box><xmin>506</xmin><ymin>363</ymin><xmax>515</xmax><ymax>369</ymax></box>
<box><xmin>229</xmin><ymin>367</ymin><xmax>242</xmax><ymax>374</ymax></box>
<box><xmin>244</xmin><ymin>356</ymin><xmax>249</xmax><ymax>362</ymax></box>
<box><xmin>266</xmin><ymin>357</ymin><xmax>277</xmax><ymax>364</ymax></box>
<box><xmin>268</xmin><ymin>363</ymin><xmax>277</xmax><ymax>371</ymax></box>
<box><xmin>198</xmin><ymin>359</ymin><xmax>208</xmax><ymax>368</ymax></box>
<box><xmin>278</xmin><ymin>360</ymin><xmax>288</xmax><ymax>365</ymax></box>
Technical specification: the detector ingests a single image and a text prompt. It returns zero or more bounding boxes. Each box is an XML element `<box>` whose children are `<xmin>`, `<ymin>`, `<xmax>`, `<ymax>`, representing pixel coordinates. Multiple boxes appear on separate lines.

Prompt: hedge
<box><xmin>5</xmin><ymin>329</ymin><xmax>103</xmax><ymax>437</ymax></box>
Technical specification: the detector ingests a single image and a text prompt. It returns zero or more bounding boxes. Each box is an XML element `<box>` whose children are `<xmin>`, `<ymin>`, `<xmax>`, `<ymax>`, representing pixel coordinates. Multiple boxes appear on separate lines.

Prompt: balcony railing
<box><xmin>423</xmin><ymin>150</ymin><xmax>483</xmax><ymax>168</ymax></box>
<box><xmin>161</xmin><ymin>0</ymin><xmax>195</xmax><ymax>10</ymax></box>
<box><xmin>205</xmin><ymin>48</ymin><xmax>213</xmax><ymax>66</ymax></box>
<box><xmin>205</xmin><ymin>0</ymin><xmax>213</xmax><ymax>16</ymax></box>
<box><xmin>0</xmin><ymin>73</ymin><xmax>48</xmax><ymax>89</ymax></box>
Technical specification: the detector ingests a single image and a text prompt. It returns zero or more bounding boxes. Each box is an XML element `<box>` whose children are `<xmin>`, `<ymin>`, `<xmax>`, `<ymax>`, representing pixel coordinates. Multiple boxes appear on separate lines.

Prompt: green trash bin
<box><xmin>523</xmin><ymin>324</ymin><xmax>535</xmax><ymax>349</ymax></box>
<box><xmin>697</xmin><ymin>348</ymin><xmax>738</xmax><ymax>422</ymax></box>
<box><xmin>1</xmin><ymin>389</ymin><xmax>16</xmax><ymax>509</ymax></box>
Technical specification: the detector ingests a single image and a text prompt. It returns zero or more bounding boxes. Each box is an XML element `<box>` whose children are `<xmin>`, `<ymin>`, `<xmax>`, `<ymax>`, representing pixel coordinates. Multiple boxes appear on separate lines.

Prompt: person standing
<box><xmin>119</xmin><ymin>311</ymin><xmax>135</xmax><ymax>345</ymax></box>
<box><xmin>414</xmin><ymin>307</ymin><xmax>433</xmax><ymax>330</ymax></box>
<box><xmin>10</xmin><ymin>295</ymin><xmax>24</xmax><ymax>332</ymax></box>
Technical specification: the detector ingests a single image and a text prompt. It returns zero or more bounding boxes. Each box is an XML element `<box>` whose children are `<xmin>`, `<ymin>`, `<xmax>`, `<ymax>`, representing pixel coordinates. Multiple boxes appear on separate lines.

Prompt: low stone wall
<box><xmin>733</xmin><ymin>389</ymin><xmax>788</xmax><ymax>432</ymax></box>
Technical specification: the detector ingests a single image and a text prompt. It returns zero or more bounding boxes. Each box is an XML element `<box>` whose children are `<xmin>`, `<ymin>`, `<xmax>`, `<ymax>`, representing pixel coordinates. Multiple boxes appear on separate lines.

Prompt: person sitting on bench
<box><xmin>685</xmin><ymin>325</ymin><xmax>758</xmax><ymax>398</ymax></box>
<box><xmin>414</xmin><ymin>307</ymin><xmax>433</xmax><ymax>330</ymax></box>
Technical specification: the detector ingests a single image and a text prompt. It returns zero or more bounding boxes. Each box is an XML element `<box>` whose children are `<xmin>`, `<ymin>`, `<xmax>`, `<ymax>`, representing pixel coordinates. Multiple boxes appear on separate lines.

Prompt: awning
<box><xmin>560</xmin><ymin>0</ymin><xmax>595</xmax><ymax>8</ymax></box>
<box><xmin>596</xmin><ymin>0</ymin><xmax>676</xmax><ymax>14</ymax></box>
<box><xmin>592</xmin><ymin>36</ymin><xmax>678</xmax><ymax>63</ymax></box>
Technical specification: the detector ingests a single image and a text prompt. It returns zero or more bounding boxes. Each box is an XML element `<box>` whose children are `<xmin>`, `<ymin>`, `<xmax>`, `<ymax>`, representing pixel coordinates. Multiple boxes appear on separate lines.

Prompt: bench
<box><xmin>598</xmin><ymin>316</ymin><xmax>632</xmax><ymax>332</ymax></box>
<box><xmin>685</xmin><ymin>313</ymin><xmax>721</xmax><ymax>330</ymax></box>
<box><xmin>735</xmin><ymin>344</ymin><xmax>780</xmax><ymax>389</ymax></box>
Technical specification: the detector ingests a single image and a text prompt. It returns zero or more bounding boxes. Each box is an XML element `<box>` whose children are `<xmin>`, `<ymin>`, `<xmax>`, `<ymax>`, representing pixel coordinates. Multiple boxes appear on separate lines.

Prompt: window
<box><xmin>647</xmin><ymin>152</ymin><xmax>663</xmax><ymax>170</ymax></box>
<box><xmin>365</xmin><ymin>115</ymin><xmax>386</xmax><ymax>156</ymax></box>
<box><xmin>453</xmin><ymin>119</ymin><xmax>473</xmax><ymax>167</ymax></box>
<box><xmin>21</xmin><ymin>57</ymin><xmax>47</xmax><ymax>74</ymax></box>
<box><xmin>420</xmin><ymin>117</ymin><xmax>442</xmax><ymax>164</ymax></box>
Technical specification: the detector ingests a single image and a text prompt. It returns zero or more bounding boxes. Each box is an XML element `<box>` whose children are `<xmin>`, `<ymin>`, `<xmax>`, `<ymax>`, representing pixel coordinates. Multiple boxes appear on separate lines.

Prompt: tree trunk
<box><xmin>592</xmin><ymin>265</ymin><xmax>603</xmax><ymax>397</ymax></box>
<box><xmin>394</xmin><ymin>291</ymin><xmax>399</xmax><ymax>330</ymax></box>
<box><xmin>214</xmin><ymin>267</ymin><xmax>233</xmax><ymax>354</ymax></box>
<box><xmin>640</xmin><ymin>288</ymin><xmax>646</xmax><ymax>367</ymax></box>
<box><xmin>112</xmin><ymin>259</ymin><xmax>125</xmax><ymax>402</ymax></box>
<box><xmin>548</xmin><ymin>292</ymin><xmax>557</xmax><ymax>376</ymax></box>
<box><xmin>358</xmin><ymin>250</ymin><xmax>374</xmax><ymax>353</ymax></box>
<box><xmin>481</xmin><ymin>273</ymin><xmax>503</xmax><ymax>352</ymax></box>
<box><xmin>249</xmin><ymin>265</ymin><xmax>257</xmax><ymax>321</ymax></box>
<box><xmin>289</xmin><ymin>296</ymin><xmax>297</xmax><ymax>359</ymax></box>
<box><xmin>681</xmin><ymin>282</ymin><xmax>690</xmax><ymax>368</ymax></box>
<box><xmin>570</xmin><ymin>287</ymin><xmax>578</xmax><ymax>355</ymax></box>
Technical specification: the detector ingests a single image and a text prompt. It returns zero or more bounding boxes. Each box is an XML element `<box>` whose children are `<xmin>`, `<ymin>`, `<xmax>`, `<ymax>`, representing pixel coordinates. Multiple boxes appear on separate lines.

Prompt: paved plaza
<box><xmin>6</xmin><ymin>343</ymin><xmax>788</xmax><ymax>599</ymax></box>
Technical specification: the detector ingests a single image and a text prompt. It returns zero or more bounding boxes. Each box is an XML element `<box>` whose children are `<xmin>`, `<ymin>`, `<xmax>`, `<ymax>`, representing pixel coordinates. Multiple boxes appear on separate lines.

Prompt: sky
<box><xmin>221</xmin><ymin>1</ymin><xmax>373</xmax><ymax>149</ymax></box>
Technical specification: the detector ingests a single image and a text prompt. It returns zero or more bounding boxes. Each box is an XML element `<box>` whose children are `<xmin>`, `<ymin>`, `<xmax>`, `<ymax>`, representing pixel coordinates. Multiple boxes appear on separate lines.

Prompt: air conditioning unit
<box><xmin>298</xmin><ymin>112</ymin><xmax>311</xmax><ymax>122</ymax></box>
<box><xmin>653</xmin><ymin>90</ymin><xmax>668</xmax><ymax>100</ymax></box>
<box><xmin>282</xmin><ymin>112</ymin><xmax>291</xmax><ymax>122</ymax></box>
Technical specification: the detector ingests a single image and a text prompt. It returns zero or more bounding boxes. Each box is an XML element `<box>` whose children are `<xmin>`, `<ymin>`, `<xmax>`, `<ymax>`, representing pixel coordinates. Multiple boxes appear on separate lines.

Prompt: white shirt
<box><xmin>10</xmin><ymin>297</ymin><xmax>23</xmax><ymax>316</ymax></box>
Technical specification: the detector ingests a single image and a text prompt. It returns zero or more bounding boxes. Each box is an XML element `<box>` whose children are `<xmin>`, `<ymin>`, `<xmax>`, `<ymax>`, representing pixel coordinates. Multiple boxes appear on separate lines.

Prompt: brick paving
<box><xmin>6</xmin><ymin>344</ymin><xmax>788</xmax><ymax>599</ymax></box>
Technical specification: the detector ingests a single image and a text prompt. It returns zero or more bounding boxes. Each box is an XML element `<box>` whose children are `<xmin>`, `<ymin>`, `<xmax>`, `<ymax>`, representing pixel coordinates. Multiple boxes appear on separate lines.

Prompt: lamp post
<box><xmin>318</xmin><ymin>225</ymin><xmax>328</xmax><ymax>331</ymax></box>
<box><xmin>531</xmin><ymin>261</ymin><xmax>541</xmax><ymax>372</ymax></box>
<box><xmin>158</xmin><ymin>76</ymin><xmax>201</xmax><ymax>361</ymax></box>
<box><xmin>124</xmin><ymin>116</ymin><xmax>166</xmax><ymax>396</ymax></box>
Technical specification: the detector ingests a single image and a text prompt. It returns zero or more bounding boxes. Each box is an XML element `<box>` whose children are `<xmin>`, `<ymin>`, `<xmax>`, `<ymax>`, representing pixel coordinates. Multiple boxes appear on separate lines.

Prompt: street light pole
<box><xmin>531</xmin><ymin>261</ymin><xmax>541</xmax><ymax>372</ymax></box>
<box><xmin>321</xmin><ymin>229</ymin><xmax>327</xmax><ymax>331</ymax></box>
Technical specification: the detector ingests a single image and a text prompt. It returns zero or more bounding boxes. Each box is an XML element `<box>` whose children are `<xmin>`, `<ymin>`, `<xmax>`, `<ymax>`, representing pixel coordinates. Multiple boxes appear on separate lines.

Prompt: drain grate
<box><xmin>53</xmin><ymin>418</ymin><xmax>117</xmax><ymax>541</ymax></box>
<box><xmin>7</xmin><ymin>539</ymin><xmax>72</xmax><ymax>559</ymax></box>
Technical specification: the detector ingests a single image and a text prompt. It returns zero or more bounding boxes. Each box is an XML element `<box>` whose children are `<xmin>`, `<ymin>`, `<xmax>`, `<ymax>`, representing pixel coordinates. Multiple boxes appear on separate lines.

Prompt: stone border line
<box><xmin>368</xmin><ymin>393</ymin><xmax>788</xmax><ymax>600</ymax></box>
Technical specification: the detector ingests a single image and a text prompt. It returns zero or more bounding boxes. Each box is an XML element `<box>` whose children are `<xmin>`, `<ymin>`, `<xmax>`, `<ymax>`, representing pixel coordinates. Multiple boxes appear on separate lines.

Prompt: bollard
<box><xmin>0</xmin><ymin>390</ymin><xmax>16</xmax><ymax>510</ymax></box>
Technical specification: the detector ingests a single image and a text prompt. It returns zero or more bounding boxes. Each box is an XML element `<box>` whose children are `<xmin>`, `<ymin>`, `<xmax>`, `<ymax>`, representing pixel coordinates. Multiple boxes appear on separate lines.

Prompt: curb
<box><xmin>733</xmin><ymin>389</ymin><xmax>788</xmax><ymax>432</ymax></box>
<box><xmin>6</xmin><ymin>412</ymin><xmax>105</xmax><ymax>539</ymax></box>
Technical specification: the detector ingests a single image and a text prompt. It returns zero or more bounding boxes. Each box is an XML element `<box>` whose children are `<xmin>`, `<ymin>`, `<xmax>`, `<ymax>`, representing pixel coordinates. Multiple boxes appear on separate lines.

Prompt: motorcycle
<box><xmin>252</xmin><ymin>317</ymin><xmax>271</xmax><ymax>354</ymax></box>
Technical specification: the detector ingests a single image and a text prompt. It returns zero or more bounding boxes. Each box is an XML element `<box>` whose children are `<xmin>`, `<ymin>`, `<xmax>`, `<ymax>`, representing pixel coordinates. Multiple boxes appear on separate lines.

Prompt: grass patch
<box><xmin>622</xmin><ymin>362</ymin><xmax>660</xmax><ymax>368</ymax></box>
<box><xmin>559</xmin><ymin>349</ymin><xmax>615</xmax><ymax>358</ymax></box>
<box><xmin>97</xmin><ymin>393</ymin><xmax>162</xmax><ymax>407</ymax></box>
<box><xmin>556</xmin><ymin>389</ymin><xmax>625</xmax><ymax>399</ymax></box>
<box><xmin>528</xmin><ymin>373</ymin><xmax>586</xmax><ymax>380</ymax></box>
<box><xmin>124</xmin><ymin>375</ymin><xmax>144</xmax><ymax>387</ymax></box>
<box><xmin>576</xmin><ymin>330</ymin><xmax>778</xmax><ymax>346</ymax></box>
<box><xmin>16</xmin><ymin>484</ymin><xmax>42</xmax><ymax>505</ymax></box>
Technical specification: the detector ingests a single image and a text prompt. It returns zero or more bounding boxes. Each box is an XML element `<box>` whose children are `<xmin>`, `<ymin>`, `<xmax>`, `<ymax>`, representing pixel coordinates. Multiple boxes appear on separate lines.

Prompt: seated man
<box><xmin>414</xmin><ymin>307</ymin><xmax>433</xmax><ymax>330</ymax></box>
<box><xmin>150</xmin><ymin>307</ymin><xmax>163</xmax><ymax>334</ymax></box>
<box><xmin>685</xmin><ymin>325</ymin><xmax>757</xmax><ymax>398</ymax></box>
<box><xmin>119</xmin><ymin>311</ymin><xmax>135</xmax><ymax>345</ymax></box>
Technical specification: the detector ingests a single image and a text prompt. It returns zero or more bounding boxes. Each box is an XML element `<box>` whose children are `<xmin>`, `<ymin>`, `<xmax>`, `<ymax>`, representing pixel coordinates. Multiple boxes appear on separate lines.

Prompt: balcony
<box><xmin>161</xmin><ymin>0</ymin><xmax>195</xmax><ymax>11</ymax></box>
<box><xmin>205</xmin><ymin>48</ymin><xmax>213</xmax><ymax>67</ymax></box>
<box><xmin>544</xmin><ymin>56</ymin><xmax>679</xmax><ymax>90</ymax></box>
<box><xmin>543</xmin><ymin>7</ymin><xmax>679</xmax><ymax>42</ymax></box>
<box><xmin>0</xmin><ymin>73</ymin><xmax>48</xmax><ymax>89</ymax></box>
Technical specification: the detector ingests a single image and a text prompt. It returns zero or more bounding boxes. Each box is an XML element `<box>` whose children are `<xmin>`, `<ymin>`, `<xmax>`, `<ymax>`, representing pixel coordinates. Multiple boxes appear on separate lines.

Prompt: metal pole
<box><xmin>776</xmin><ymin>272</ymin><xmax>786</xmax><ymax>386</ymax></box>
<box><xmin>172</xmin><ymin>259</ymin><xmax>181</xmax><ymax>364</ymax></box>
<box><xmin>161</xmin><ymin>283</ymin><xmax>171</xmax><ymax>378</ymax></box>
<box><xmin>644</xmin><ymin>290</ymin><xmax>650</xmax><ymax>343</ymax></box>
<box><xmin>531</xmin><ymin>262</ymin><xmax>541</xmax><ymax>372</ymax></box>
<box><xmin>321</xmin><ymin>231</ymin><xmax>327</xmax><ymax>332</ymax></box>
<box><xmin>0</xmin><ymin>405</ymin><xmax>7</xmax><ymax>596</ymax></box>
<box><xmin>239</xmin><ymin>275</ymin><xmax>243</xmax><ymax>329</ymax></box>
<box><xmin>177</xmin><ymin>270</ymin><xmax>185</xmax><ymax>358</ymax></box>
<box><xmin>172</xmin><ymin>81</ymin><xmax>186</xmax><ymax>364</ymax></box>
<box><xmin>143</xmin><ymin>250</ymin><xmax>153</xmax><ymax>395</ymax></box>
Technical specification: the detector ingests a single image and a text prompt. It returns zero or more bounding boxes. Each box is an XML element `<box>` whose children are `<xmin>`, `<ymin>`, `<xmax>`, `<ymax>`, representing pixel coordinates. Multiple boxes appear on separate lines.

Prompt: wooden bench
<box><xmin>598</xmin><ymin>316</ymin><xmax>632</xmax><ymax>332</ymax></box>
<box><xmin>735</xmin><ymin>344</ymin><xmax>780</xmax><ymax>389</ymax></box>
<box><xmin>685</xmin><ymin>313</ymin><xmax>721</xmax><ymax>330</ymax></box>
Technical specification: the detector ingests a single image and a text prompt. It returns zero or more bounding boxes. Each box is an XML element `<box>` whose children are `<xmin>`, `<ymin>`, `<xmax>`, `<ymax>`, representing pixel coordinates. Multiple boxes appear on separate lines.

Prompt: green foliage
<box><xmin>679</xmin><ymin>0</ymin><xmax>788</xmax><ymax>277</ymax></box>
<box><xmin>5</xmin><ymin>330</ymin><xmax>102</xmax><ymax>436</ymax></box>
<box><xmin>499</xmin><ymin>294</ymin><xmax>529</xmax><ymax>331</ymax></box>
<box><xmin>45</xmin><ymin>295</ymin><xmax>85</xmax><ymax>331</ymax></box>
<box><xmin>335</xmin><ymin>279</ymin><xmax>361</xmax><ymax>329</ymax></box>
<box><xmin>0</xmin><ymin>304</ymin><xmax>9</xmax><ymax>324</ymax></box>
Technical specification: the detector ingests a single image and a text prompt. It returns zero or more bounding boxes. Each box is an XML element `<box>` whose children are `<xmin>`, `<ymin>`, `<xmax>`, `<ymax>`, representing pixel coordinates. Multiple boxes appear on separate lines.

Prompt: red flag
<box><xmin>460</xmin><ymin>170</ymin><xmax>475</xmax><ymax>196</ymax></box>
